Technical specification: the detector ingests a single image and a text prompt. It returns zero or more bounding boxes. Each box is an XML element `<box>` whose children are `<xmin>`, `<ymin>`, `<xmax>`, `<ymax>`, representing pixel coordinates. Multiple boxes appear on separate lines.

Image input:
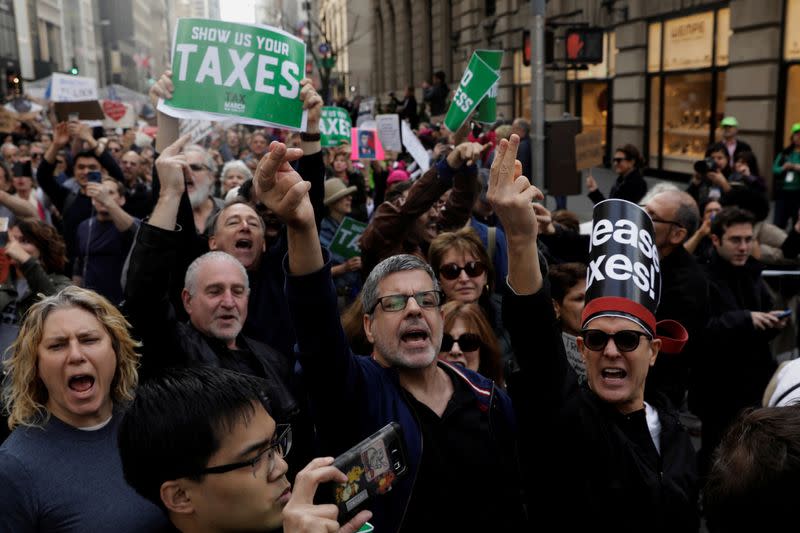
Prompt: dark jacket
<box><xmin>505</xmin><ymin>282</ymin><xmax>699</xmax><ymax>533</ymax></box>
<box><xmin>589</xmin><ymin>168</ymin><xmax>648</xmax><ymax>205</ymax></box>
<box><xmin>360</xmin><ymin>159</ymin><xmax>478</xmax><ymax>277</ymax></box>
<box><xmin>423</xmin><ymin>83</ymin><xmax>449</xmax><ymax>117</ymax></box>
<box><xmin>648</xmin><ymin>246</ymin><xmax>710</xmax><ymax>408</ymax></box>
<box><xmin>123</xmin><ymin>222</ymin><xmax>297</xmax><ymax>421</ymax></box>
<box><xmin>0</xmin><ymin>258</ymin><xmax>71</xmax><ymax>320</ymax></box>
<box><xmin>691</xmin><ymin>253</ymin><xmax>778</xmax><ymax>425</ymax></box>
<box><xmin>285</xmin><ymin>257</ymin><xmax>524</xmax><ymax>533</ymax></box>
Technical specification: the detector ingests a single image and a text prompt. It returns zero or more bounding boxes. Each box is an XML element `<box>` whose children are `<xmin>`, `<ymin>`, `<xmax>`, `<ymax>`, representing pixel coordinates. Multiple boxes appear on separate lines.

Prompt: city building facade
<box><xmin>367</xmin><ymin>0</ymin><xmax>798</xmax><ymax>182</ymax></box>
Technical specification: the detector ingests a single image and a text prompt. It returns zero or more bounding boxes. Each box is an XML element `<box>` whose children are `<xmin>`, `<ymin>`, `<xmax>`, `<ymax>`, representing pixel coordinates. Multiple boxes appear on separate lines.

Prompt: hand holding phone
<box><xmin>328</xmin><ymin>423</ymin><xmax>408</xmax><ymax>523</ymax></box>
<box><xmin>774</xmin><ymin>309</ymin><xmax>793</xmax><ymax>320</ymax></box>
<box><xmin>87</xmin><ymin>171</ymin><xmax>102</xmax><ymax>183</ymax></box>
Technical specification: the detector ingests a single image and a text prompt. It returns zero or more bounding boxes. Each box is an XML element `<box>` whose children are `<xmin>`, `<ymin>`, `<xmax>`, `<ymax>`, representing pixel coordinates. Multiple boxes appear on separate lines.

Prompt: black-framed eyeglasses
<box><xmin>189</xmin><ymin>163</ymin><xmax>210</xmax><ymax>172</ymax></box>
<box><xmin>581</xmin><ymin>330</ymin><xmax>652</xmax><ymax>352</ymax></box>
<box><xmin>612</xmin><ymin>157</ymin><xmax>630</xmax><ymax>163</ymax></box>
<box><xmin>441</xmin><ymin>332</ymin><xmax>481</xmax><ymax>352</ymax></box>
<box><xmin>197</xmin><ymin>424</ymin><xmax>292</xmax><ymax>478</ymax></box>
<box><xmin>439</xmin><ymin>261</ymin><xmax>487</xmax><ymax>280</ymax></box>
<box><xmin>370</xmin><ymin>290</ymin><xmax>444</xmax><ymax>313</ymax></box>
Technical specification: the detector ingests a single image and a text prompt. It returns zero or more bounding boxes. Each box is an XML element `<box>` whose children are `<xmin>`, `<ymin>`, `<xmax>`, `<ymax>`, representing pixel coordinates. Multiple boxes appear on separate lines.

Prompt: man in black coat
<box><xmin>643</xmin><ymin>190</ymin><xmax>710</xmax><ymax>409</ymax></box>
<box><xmin>693</xmin><ymin>206</ymin><xmax>787</xmax><ymax>475</ymax></box>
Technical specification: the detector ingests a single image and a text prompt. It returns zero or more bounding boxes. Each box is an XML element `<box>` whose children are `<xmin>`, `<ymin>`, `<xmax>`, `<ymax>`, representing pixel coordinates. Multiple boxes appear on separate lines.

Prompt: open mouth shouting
<box><xmin>600</xmin><ymin>367</ymin><xmax>628</xmax><ymax>384</ymax></box>
<box><xmin>399</xmin><ymin>326</ymin><xmax>430</xmax><ymax>350</ymax></box>
<box><xmin>67</xmin><ymin>373</ymin><xmax>96</xmax><ymax>397</ymax></box>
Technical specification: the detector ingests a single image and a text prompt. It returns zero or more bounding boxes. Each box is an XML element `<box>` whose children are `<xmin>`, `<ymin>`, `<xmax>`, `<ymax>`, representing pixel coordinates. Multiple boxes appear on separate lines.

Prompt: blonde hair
<box><xmin>2</xmin><ymin>286</ymin><xmax>141</xmax><ymax>429</ymax></box>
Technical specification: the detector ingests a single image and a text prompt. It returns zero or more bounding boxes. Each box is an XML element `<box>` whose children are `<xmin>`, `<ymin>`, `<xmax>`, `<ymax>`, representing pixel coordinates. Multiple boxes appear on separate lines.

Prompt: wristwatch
<box><xmin>301</xmin><ymin>132</ymin><xmax>321</xmax><ymax>142</ymax></box>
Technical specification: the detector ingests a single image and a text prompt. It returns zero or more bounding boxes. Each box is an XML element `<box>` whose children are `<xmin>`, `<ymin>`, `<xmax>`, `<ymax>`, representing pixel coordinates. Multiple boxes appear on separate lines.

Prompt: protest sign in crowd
<box><xmin>2</xmin><ymin>15</ymin><xmax>800</xmax><ymax>533</ymax></box>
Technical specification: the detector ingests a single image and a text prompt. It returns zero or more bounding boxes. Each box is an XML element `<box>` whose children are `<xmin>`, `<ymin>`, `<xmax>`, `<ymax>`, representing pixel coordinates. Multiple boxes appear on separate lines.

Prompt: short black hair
<box><xmin>548</xmin><ymin>262</ymin><xmax>587</xmax><ymax>303</ymax></box>
<box><xmin>118</xmin><ymin>367</ymin><xmax>273</xmax><ymax>511</ymax></box>
<box><xmin>73</xmin><ymin>149</ymin><xmax>101</xmax><ymax>165</ymax></box>
<box><xmin>711</xmin><ymin>206</ymin><xmax>755</xmax><ymax>239</ymax></box>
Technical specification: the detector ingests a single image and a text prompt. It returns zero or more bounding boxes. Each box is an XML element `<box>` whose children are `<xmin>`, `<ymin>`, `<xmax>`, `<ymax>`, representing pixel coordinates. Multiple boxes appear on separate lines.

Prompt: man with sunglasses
<box><xmin>258</xmin><ymin>142</ymin><xmax>526</xmax><ymax>532</ymax></box>
<box><xmin>118</xmin><ymin>366</ymin><xmax>371</xmax><ymax>533</ymax></box>
<box><xmin>490</xmin><ymin>135</ymin><xmax>699</xmax><ymax>532</ymax></box>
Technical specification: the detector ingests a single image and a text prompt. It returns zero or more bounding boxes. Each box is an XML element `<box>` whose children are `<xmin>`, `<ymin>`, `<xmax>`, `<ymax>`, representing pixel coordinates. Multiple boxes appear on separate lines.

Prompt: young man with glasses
<box><xmin>490</xmin><ymin>135</ymin><xmax>699</xmax><ymax>532</ymax></box>
<box><xmin>257</xmin><ymin>142</ymin><xmax>526</xmax><ymax>532</ymax></box>
<box><xmin>118</xmin><ymin>366</ymin><xmax>371</xmax><ymax>533</ymax></box>
<box><xmin>693</xmin><ymin>206</ymin><xmax>788</xmax><ymax>477</ymax></box>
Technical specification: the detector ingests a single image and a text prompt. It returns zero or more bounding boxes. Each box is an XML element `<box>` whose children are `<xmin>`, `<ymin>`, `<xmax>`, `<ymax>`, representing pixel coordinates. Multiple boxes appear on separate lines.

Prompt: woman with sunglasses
<box><xmin>429</xmin><ymin>227</ymin><xmax>514</xmax><ymax>363</ymax></box>
<box><xmin>585</xmin><ymin>144</ymin><xmax>647</xmax><ymax>205</ymax></box>
<box><xmin>439</xmin><ymin>301</ymin><xmax>504</xmax><ymax>385</ymax></box>
<box><xmin>0</xmin><ymin>286</ymin><xmax>169</xmax><ymax>532</ymax></box>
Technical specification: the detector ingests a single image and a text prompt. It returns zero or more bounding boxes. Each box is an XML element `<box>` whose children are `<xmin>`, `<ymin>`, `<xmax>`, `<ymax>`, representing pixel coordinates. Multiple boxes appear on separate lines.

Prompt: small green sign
<box><xmin>475</xmin><ymin>50</ymin><xmax>503</xmax><ymax>124</ymax></box>
<box><xmin>159</xmin><ymin>18</ymin><xmax>307</xmax><ymax>130</ymax></box>
<box><xmin>443</xmin><ymin>51</ymin><xmax>501</xmax><ymax>132</ymax></box>
<box><xmin>320</xmin><ymin>106</ymin><xmax>352</xmax><ymax>148</ymax></box>
<box><xmin>329</xmin><ymin>216</ymin><xmax>368</xmax><ymax>259</ymax></box>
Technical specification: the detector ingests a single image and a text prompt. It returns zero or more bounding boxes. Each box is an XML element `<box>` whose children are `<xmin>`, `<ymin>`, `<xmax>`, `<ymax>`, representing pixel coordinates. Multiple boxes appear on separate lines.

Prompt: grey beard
<box><xmin>189</xmin><ymin>181</ymin><xmax>212</xmax><ymax>208</ymax></box>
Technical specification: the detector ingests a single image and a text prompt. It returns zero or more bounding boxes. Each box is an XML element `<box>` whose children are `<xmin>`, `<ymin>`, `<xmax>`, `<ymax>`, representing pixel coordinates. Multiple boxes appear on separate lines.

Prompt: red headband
<box><xmin>582</xmin><ymin>296</ymin><xmax>688</xmax><ymax>354</ymax></box>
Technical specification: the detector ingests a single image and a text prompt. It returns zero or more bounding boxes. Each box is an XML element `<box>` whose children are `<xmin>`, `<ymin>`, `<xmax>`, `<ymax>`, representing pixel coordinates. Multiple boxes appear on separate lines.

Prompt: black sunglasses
<box><xmin>189</xmin><ymin>163</ymin><xmax>209</xmax><ymax>172</ymax></box>
<box><xmin>581</xmin><ymin>330</ymin><xmax>652</xmax><ymax>352</ymax></box>
<box><xmin>612</xmin><ymin>157</ymin><xmax>630</xmax><ymax>163</ymax></box>
<box><xmin>441</xmin><ymin>333</ymin><xmax>482</xmax><ymax>352</ymax></box>
<box><xmin>439</xmin><ymin>261</ymin><xmax>487</xmax><ymax>280</ymax></box>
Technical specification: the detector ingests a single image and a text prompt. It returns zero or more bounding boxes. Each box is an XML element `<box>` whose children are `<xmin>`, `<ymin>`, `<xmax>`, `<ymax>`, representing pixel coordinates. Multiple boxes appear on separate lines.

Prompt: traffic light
<box><xmin>69</xmin><ymin>65</ymin><xmax>79</xmax><ymax>75</ymax></box>
<box><xmin>564</xmin><ymin>28</ymin><xmax>603</xmax><ymax>64</ymax></box>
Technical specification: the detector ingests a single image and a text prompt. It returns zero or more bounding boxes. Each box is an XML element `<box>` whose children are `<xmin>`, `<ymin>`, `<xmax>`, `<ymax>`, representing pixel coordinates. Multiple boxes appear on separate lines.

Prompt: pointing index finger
<box><xmin>161</xmin><ymin>133</ymin><xmax>192</xmax><ymax>157</ymax></box>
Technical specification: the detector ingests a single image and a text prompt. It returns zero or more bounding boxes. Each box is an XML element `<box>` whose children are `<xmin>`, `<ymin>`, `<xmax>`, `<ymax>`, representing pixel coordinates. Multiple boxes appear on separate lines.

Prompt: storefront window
<box><xmin>785</xmin><ymin>65</ymin><xmax>800</xmax><ymax>143</ymax></box>
<box><xmin>647</xmin><ymin>9</ymin><xmax>729</xmax><ymax>175</ymax></box>
<box><xmin>662</xmin><ymin>73</ymin><xmax>714</xmax><ymax>174</ymax></box>
<box><xmin>580</xmin><ymin>82</ymin><xmax>608</xmax><ymax>152</ymax></box>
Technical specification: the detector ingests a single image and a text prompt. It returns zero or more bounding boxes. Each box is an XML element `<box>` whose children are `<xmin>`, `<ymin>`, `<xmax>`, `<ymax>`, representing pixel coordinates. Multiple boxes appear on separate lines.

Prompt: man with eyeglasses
<box><xmin>692</xmin><ymin>206</ymin><xmax>787</xmax><ymax>477</ymax></box>
<box><xmin>642</xmin><ymin>190</ymin><xmax>710</xmax><ymax>410</ymax></box>
<box><xmin>259</xmin><ymin>142</ymin><xmax>526</xmax><ymax>532</ymax></box>
<box><xmin>491</xmin><ymin>135</ymin><xmax>699</xmax><ymax>532</ymax></box>
<box><xmin>118</xmin><ymin>366</ymin><xmax>372</xmax><ymax>533</ymax></box>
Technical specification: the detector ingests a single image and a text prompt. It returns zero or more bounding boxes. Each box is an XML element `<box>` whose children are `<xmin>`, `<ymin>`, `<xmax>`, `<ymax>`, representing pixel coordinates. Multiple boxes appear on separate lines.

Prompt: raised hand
<box><xmin>254</xmin><ymin>141</ymin><xmax>313</xmax><ymax>230</ymax></box>
<box><xmin>487</xmin><ymin>134</ymin><xmax>543</xmax><ymax>241</ymax></box>
<box><xmin>53</xmin><ymin>122</ymin><xmax>70</xmax><ymax>147</ymax></box>
<box><xmin>586</xmin><ymin>174</ymin><xmax>598</xmax><ymax>193</ymax></box>
<box><xmin>446</xmin><ymin>141</ymin><xmax>491</xmax><ymax>169</ymax></box>
<box><xmin>149</xmin><ymin>70</ymin><xmax>175</xmax><ymax>107</ymax></box>
<box><xmin>300</xmin><ymin>78</ymin><xmax>323</xmax><ymax>135</ymax></box>
<box><xmin>154</xmin><ymin>133</ymin><xmax>192</xmax><ymax>197</ymax></box>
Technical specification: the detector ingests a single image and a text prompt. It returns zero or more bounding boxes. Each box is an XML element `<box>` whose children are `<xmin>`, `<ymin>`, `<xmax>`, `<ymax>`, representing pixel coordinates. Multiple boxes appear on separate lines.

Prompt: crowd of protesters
<box><xmin>0</xmin><ymin>61</ymin><xmax>799</xmax><ymax>533</ymax></box>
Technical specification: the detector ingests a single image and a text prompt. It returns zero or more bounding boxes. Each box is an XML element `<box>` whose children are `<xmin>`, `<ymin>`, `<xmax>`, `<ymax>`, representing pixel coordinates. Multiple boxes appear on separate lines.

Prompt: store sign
<box><xmin>663</xmin><ymin>12</ymin><xmax>714</xmax><ymax>71</ymax></box>
<box><xmin>786</xmin><ymin>0</ymin><xmax>800</xmax><ymax>60</ymax></box>
<box><xmin>575</xmin><ymin>129</ymin><xmax>604</xmax><ymax>170</ymax></box>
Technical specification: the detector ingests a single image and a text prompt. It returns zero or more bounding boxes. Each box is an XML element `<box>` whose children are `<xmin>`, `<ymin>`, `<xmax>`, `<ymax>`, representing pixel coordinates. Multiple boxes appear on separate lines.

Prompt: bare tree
<box><xmin>308</xmin><ymin>11</ymin><xmax>368</xmax><ymax>103</ymax></box>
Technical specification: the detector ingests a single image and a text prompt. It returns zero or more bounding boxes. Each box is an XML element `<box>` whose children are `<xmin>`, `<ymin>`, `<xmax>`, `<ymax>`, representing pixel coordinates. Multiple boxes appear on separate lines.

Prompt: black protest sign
<box><xmin>586</xmin><ymin>199</ymin><xmax>661</xmax><ymax>317</ymax></box>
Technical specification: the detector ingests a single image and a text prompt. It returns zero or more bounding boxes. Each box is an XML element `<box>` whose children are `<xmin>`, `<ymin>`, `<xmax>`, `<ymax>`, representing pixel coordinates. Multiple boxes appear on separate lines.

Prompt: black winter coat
<box><xmin>506</xmin><ymin>283</ymin><xmax>699</xmax><ymax>533</ymax></box>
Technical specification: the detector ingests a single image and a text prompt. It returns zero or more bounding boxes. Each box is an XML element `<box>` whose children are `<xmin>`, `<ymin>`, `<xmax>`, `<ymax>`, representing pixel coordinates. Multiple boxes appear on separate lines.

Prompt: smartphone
<box><xmin>775</xmin><ymin>309</ymin><xmax>793</xmax><ymax>319</ymax></box>
<box><xmin>330</xmin><ymin>423</ymin><xmax>408</xmax><ymax>523</ymax></box>
<box><xmin>87</xmin><ymin>171</ymin><xmax>102</xmax><ymax>183</ymax></box>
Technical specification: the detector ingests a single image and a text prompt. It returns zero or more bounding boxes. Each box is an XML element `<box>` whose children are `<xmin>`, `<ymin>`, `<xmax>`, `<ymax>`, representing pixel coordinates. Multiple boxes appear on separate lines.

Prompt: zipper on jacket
<box><xmin>397</xmin><ymin>389</ymin><xmax>424</xmax><ymax>533</ymax></box>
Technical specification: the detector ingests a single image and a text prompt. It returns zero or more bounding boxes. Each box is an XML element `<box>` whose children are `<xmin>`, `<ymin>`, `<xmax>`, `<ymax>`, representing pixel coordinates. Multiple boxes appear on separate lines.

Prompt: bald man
<box><xmin>643</xmin><ymin>190</ymin><xmax>710</xmax><ymax>409</ymax></box>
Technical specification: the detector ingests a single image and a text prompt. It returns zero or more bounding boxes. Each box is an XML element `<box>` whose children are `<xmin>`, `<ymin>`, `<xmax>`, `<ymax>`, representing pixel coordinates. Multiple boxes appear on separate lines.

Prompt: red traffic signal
<box><xmin>565</xmin><ymin>28</ymin><xmax>603</xmax><ymax>64</ymax></box>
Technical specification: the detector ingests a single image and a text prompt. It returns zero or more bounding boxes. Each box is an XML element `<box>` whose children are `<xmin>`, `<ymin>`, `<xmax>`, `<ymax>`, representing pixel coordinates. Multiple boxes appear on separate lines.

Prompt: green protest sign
<box><xmin>443</xmin><ymin>52</ymin><xmax>501</xmax><ymax>132</ymax></box>
<box><xmin>475</xmin><ymin>50</ymin><xmax>503</xmax><ymax>124</ymax></box>
<box><xmin>320</xmin><ymin>107</ymin><xmax>352</xmax><ymax>147</ymax></box>
<box><xmin>159</xmin><ymin>18</ymin><xmax>307</xmax><ymax>131</ymax></box>
<box><xmin>329</xmin><ymin>216</ymin><xmax>368</xmax><ymax>259</ymax></box>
